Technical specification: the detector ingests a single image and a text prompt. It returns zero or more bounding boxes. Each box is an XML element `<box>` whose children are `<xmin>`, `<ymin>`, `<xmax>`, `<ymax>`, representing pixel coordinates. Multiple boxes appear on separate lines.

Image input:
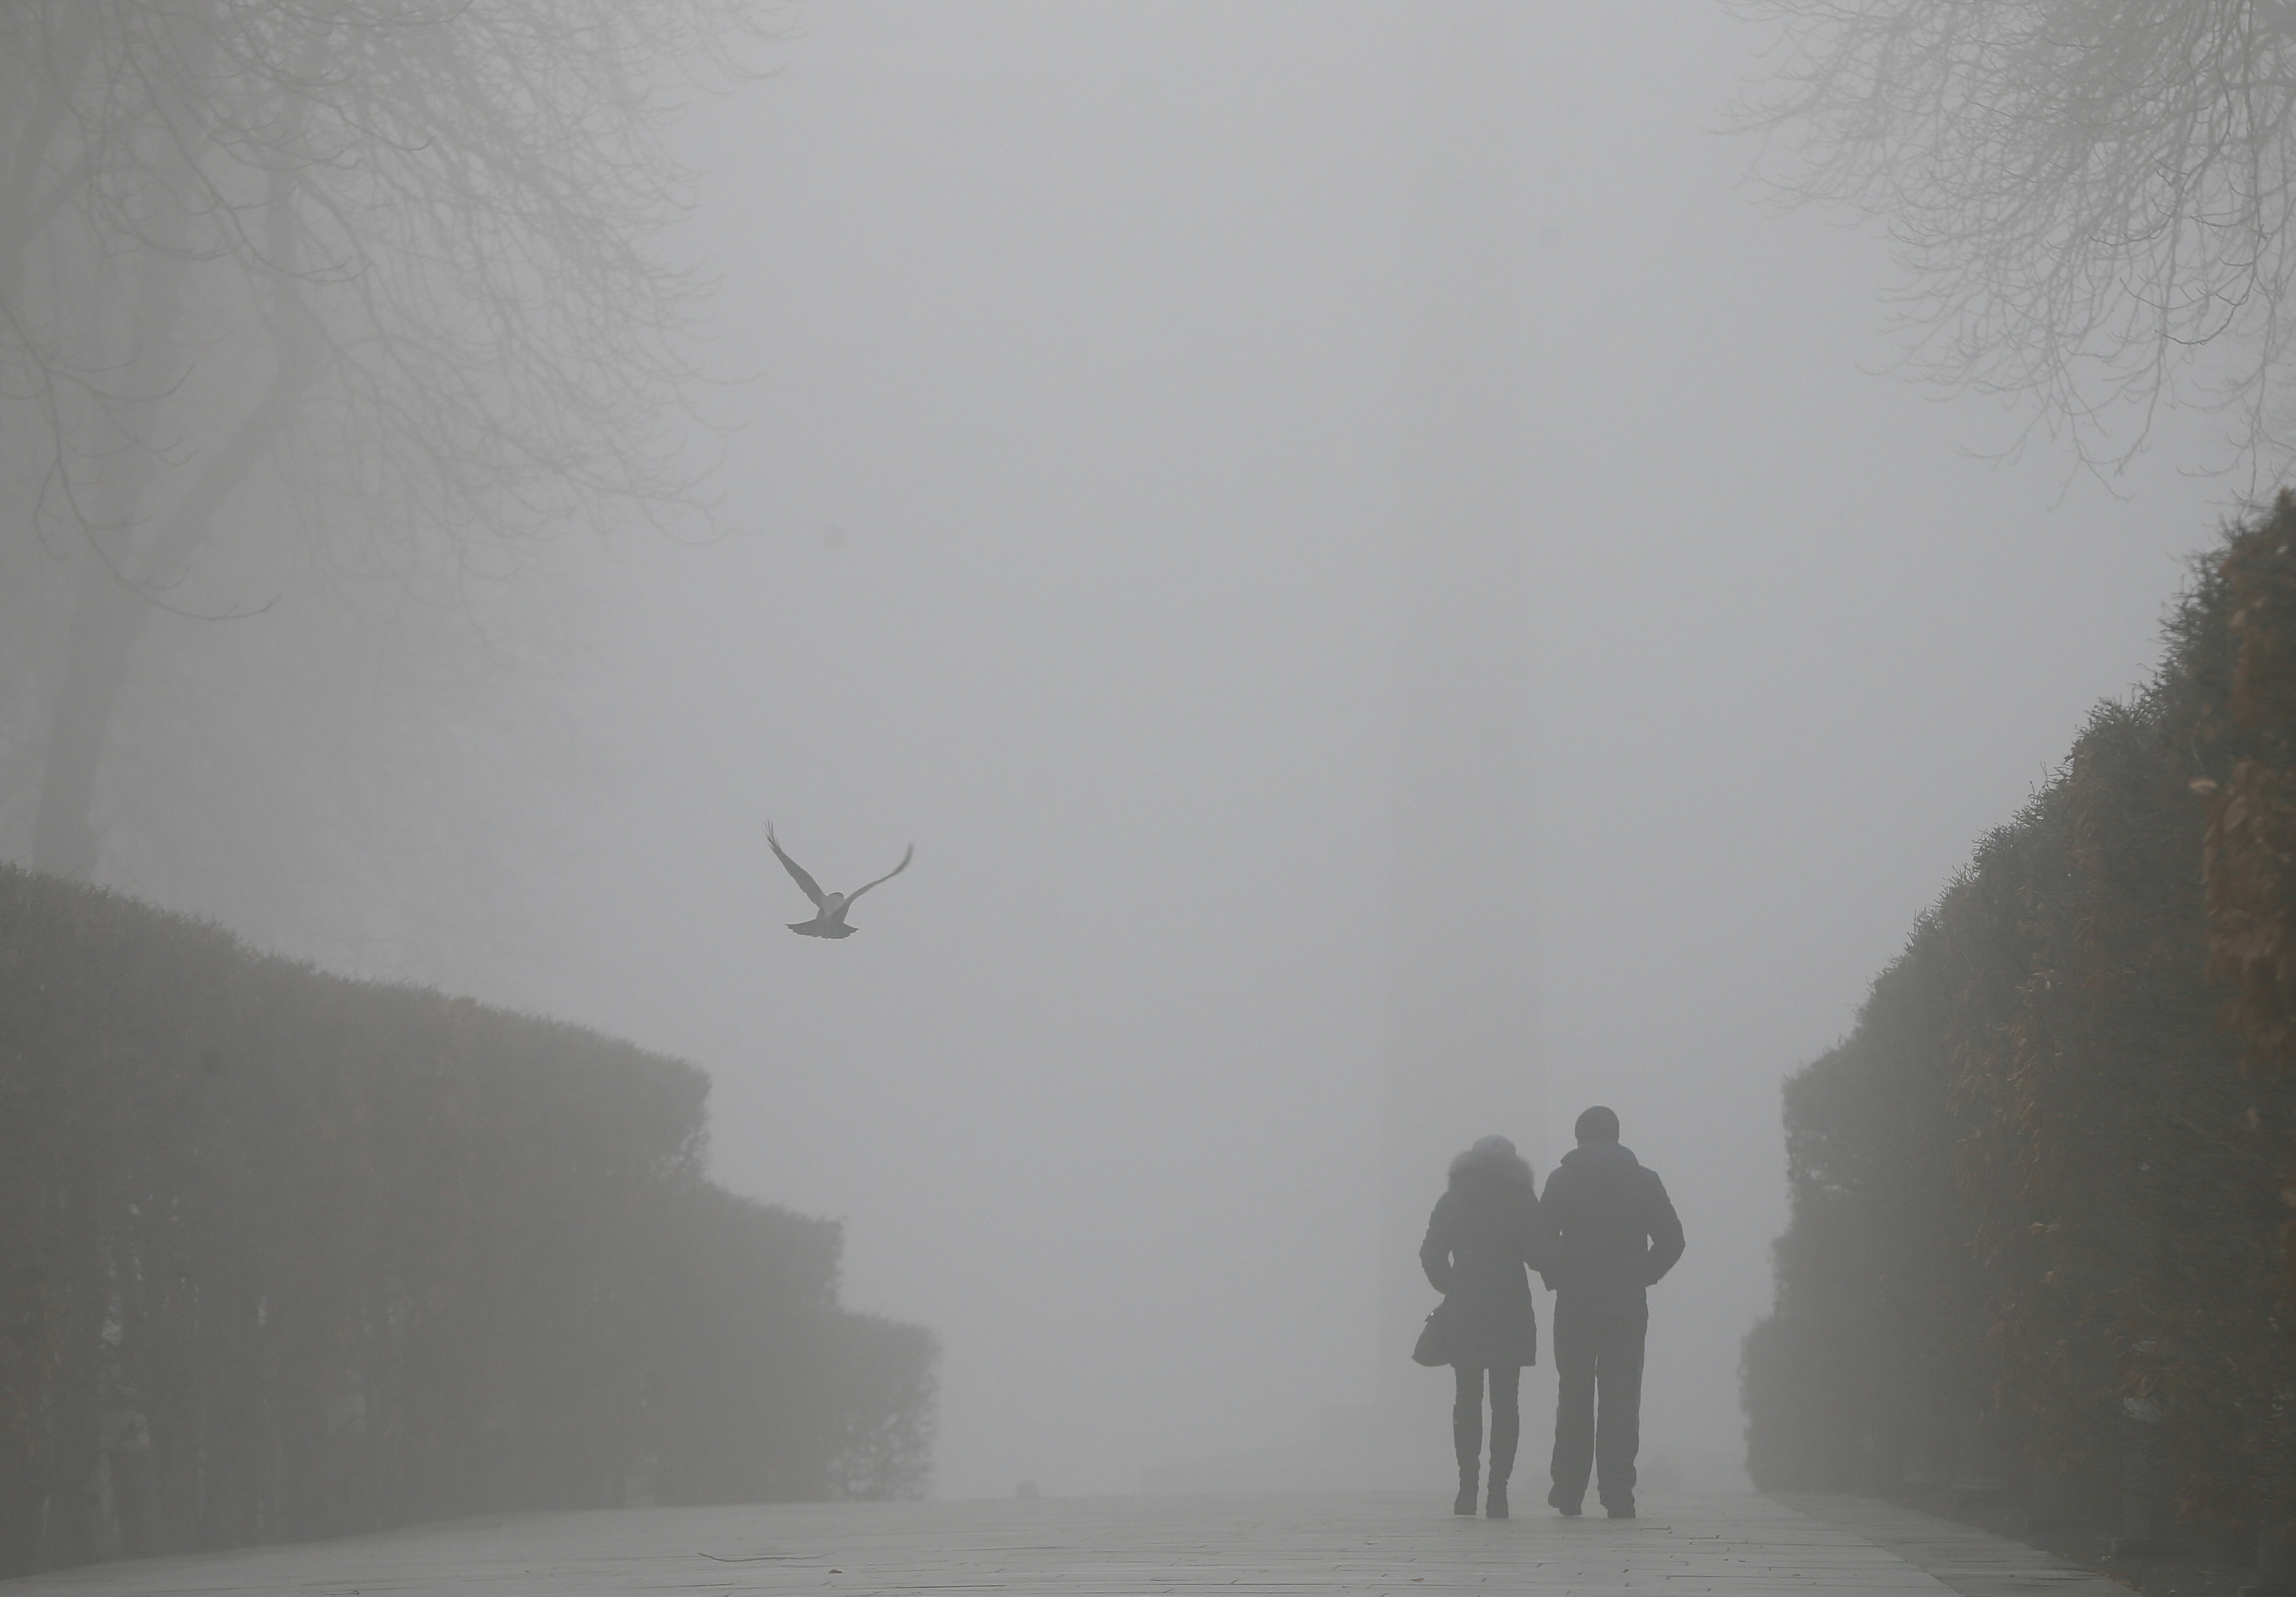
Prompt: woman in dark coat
<box><xmin>1420</xmin><ymin>1134</ymin><xmax>1550</xmax><ymax>1518</ymax></box>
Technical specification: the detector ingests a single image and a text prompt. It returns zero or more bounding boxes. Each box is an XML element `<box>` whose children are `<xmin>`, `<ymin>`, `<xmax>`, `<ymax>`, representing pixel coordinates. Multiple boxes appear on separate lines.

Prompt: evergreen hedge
<box><xmin>1746</xmin><ymin>498</ymin><xmax>2296</xmax><ymax>1543</ymax></box>
<box><xmin>0</xmin><ymin>866</ymin><xmax>935</xmax><ymax>1575</ymax></box>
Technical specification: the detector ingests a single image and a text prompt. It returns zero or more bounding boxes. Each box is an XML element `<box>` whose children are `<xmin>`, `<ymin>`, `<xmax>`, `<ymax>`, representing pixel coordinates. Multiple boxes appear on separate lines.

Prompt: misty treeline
<box><xmin>0</xmin><ymin>1</ymin><xmax>756</xmax><ymax>974</ymax></box>
<box><xmin>0</xmin><ymin>865</ymin><xmax>936</xmax><ymax>1577</ymax></box>
<box><xmin>1746</xmin><ymin>497</ymin><xmax>2296</xmax><ymax>1545</ymax></box>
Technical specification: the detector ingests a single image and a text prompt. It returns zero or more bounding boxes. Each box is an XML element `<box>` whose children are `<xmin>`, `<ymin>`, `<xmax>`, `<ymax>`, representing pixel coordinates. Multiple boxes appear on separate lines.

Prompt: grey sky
<box><xmin>467</xmin><ymin>1</ymin><xmax>2230</xmax><ymax>1497</ymax></box>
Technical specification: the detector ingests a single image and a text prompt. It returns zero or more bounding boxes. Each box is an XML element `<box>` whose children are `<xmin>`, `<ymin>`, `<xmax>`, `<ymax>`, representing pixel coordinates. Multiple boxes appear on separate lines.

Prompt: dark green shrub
<box><xmin>0</xmin><ymin>867</ymin><xmax>934</xmax><ymax>1574</ymax></box>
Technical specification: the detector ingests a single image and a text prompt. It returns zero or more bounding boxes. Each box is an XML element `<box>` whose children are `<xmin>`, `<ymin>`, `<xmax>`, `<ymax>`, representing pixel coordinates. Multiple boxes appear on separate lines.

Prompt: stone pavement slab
<box><xmin>1775</xmin><ymin>1495</ymin><xmax>2129</xmax><ymax>1597</ymax></box>
<box><xmin>0</xmin><ymin>1491</ymin><xmax>2127</xmax><ymax>1596</ymax></box>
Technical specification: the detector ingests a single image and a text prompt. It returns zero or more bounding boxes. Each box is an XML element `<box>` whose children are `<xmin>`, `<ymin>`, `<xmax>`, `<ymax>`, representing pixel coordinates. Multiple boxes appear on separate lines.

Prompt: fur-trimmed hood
<box><xmin>1420</xmin><ymin>1134</ymin><xmax>1547</xmax><ymax>1366</ymax></box>
<box><xmin>1448</xmin><ymin>1133</ymin><xmax>1534</xmax><ymax>1193</ymax></box>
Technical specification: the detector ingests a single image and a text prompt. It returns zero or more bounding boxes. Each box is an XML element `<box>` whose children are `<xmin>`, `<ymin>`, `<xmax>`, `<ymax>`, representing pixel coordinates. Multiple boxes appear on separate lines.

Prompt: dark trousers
<box><xmin>1549</xmin><ymin>1297</ymin><xmax>1647</xmax><ymax>1509</ymax></box>
<box><xmin>1452</xmin><ymin>1364</ymin><xmax>1521</xmax><ymax>1484</ymax></box>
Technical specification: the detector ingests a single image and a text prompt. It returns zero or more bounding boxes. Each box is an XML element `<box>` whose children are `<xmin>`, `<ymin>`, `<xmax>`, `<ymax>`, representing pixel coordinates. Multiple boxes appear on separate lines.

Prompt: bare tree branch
<box><xmin>1737</xmin><ymin>0</ymin><xmax>2296</xmax><ymax>479</ymax></box>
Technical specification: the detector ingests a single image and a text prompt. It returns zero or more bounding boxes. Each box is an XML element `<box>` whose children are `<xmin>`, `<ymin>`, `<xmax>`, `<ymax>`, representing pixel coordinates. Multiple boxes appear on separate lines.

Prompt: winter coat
<box><xmin>1537</xmin><ymin>1140</ymin><xmax>1684</xmax><ymax>1312</ymax></box>
<box><xmin>1418</xmin><ymin>1140</ymin><xmax>1552</xmax><ymax>1369</ymax></box>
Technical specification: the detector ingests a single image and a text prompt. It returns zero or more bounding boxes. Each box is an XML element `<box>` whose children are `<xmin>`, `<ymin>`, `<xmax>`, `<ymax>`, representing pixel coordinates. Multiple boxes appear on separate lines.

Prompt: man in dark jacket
<box><xmin>1539</xmin><ymin>1106</ymin><xmax>1683</xmax><ymax>1519</ymax></box>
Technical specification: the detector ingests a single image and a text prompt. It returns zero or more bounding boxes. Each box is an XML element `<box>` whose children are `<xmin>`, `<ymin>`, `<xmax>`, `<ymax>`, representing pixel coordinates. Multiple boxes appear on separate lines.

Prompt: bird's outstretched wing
<box><xmin>844</xmin><ymin>843</ymin><xmax>914</xmax><ymax>905</ymax></box>
<box><xmin>766</xmin><ymin>822</ymin><xmax>829</xmax><ymax>909</ymax></box>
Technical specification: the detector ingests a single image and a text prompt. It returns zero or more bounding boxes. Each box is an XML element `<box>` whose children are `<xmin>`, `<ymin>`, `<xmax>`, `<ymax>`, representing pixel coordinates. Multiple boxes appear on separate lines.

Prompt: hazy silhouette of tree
<box><xmin>0</xmin><ymin>1</ymin><xmax>759</xmax><ymax>890</ymax></box>
<box><xmin>1738</xmin><ymin>0</ymin><xmax>2296</xmax><ymax>474</ymax></box>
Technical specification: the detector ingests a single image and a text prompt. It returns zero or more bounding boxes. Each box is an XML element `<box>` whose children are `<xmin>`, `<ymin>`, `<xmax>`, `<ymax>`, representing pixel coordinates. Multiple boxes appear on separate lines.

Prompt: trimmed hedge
<box><xmin>0</xmin><ymin>866</ymin><xmax>934</xmax><ymax>1575</ymax></box>
<box><xmin>1745</xmin><ymin>499</ymin><xmax>2296</xmax><ymax>1539</ymax></box>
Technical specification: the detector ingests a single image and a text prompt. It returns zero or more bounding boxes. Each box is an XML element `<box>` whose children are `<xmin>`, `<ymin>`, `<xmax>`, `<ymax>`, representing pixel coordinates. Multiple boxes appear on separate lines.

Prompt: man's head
<box><xmin>1573</xmin><ymin>1105</ymin><xmax>1620</xmax><ymax>1145</ymax></box>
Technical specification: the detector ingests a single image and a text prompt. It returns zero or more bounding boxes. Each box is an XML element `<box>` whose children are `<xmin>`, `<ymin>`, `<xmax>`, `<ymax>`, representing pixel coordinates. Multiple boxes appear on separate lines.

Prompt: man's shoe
<box><xmin>1546</xmin><ymin>1485</ymin><xmax>1581</xmax><ymax>1518</ymax></box>
<box><xmin>1605</xmin><ymin>1504</ymin><xmax>1637</xmax><ymax>1520</ymax></box>
<box><xmin>1452</xmin><ymin>1480</ymin><xmax>1477</xmax><ymax>1516</ymax></box>
<box><xmin>1486</xmin><ymin>1482</ymin><xmax>1509</xmax><ymax>1519</ymax></box>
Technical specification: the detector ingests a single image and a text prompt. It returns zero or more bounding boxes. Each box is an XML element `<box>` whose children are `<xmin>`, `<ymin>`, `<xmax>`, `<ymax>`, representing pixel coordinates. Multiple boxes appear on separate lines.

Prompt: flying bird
<box><xmin>766</xmin><ymin>822</ymin><xmax>913</xmax><ymax>939</ymax></box>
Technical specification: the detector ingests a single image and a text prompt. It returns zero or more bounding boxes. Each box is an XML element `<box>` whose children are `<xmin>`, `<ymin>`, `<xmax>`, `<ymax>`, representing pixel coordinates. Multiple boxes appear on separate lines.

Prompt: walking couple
<box><xmin>1416</xmin><ymin>1106</ymin><xmax>1683</xmax><ymax>1520</ymax></box>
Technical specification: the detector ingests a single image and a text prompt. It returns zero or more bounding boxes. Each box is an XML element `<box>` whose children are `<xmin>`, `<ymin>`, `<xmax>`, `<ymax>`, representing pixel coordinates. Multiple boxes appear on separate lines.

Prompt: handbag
<box><xmin>1411</xmin><ymin>1300</ymin><xmax>1453</xmax><ymax>1367</ymax></box>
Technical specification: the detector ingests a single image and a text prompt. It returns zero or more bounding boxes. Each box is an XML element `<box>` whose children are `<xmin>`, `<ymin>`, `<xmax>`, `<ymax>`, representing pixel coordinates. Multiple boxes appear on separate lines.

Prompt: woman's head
<box><xmin>1449</xmin><ymin>1133</ymin><xmax>1532</xmax><ymax>1190</ymax></box>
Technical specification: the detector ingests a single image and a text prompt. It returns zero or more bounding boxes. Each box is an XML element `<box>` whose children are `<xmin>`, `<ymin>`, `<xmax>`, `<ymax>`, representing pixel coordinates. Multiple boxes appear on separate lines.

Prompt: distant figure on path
<box><xmin>1419</xmin><ymin>1134</ymin><xmax>1552</xmax><ymax>1518</ymax></box>
<box><xmin>765</xmin><ymin>821</ymin><xmax>913</xmax><ymax>939</ymax></box>
<box><xmin>1540</xmin><ymin>1106</ymin><xmax>1683</xmax><ymax>1520</ymax></box>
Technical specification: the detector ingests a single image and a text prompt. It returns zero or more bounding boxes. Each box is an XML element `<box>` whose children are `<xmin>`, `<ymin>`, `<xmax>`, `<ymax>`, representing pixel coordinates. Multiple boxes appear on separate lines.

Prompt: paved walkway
<box><xmin>0</xmin><ymin>1491</ymin><xmax>2127</xmax><ymax>1596</ymax></box>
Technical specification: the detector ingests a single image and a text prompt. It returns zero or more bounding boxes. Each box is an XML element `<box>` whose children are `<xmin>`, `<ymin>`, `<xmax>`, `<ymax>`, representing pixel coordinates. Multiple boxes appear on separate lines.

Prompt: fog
<box><xmin>419</xmin><ymin>1</ymin><xmax>2224</xmax><ymax>1498</ymax></box>
<box><xmin>16</xmin><ymin>0</ymin><xmax>2248</xmax><ymax>1507</ymax></box>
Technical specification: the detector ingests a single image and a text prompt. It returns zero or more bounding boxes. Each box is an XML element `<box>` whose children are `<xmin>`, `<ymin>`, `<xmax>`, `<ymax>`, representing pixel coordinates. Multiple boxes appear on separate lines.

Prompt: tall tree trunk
<box><xmin>30</xmin><ymin>566</ymin><xmax>148</xmax><ymax>880</ymax></box>
<box><xmin>27</xmin><ymin>151</ymin><xmax>320</xmax><ymax>881</ymax></box>
<box><xmin>28</xmin><ymin>201</ymin><xmax>187</xmax><ymax>880</ymax></box>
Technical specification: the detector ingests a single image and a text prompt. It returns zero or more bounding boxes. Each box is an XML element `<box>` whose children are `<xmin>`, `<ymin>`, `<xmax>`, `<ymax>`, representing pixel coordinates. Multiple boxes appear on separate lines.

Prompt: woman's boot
<box><xmin>1452</xmin><ymin>1394</ymin><xmax>1482</xmax><ymax>1515</ymax></box>
<box><xmin>1487</xmin><ymin>1405</ymin><xmax>1518</xmax><ymax>1519</ymax></box>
